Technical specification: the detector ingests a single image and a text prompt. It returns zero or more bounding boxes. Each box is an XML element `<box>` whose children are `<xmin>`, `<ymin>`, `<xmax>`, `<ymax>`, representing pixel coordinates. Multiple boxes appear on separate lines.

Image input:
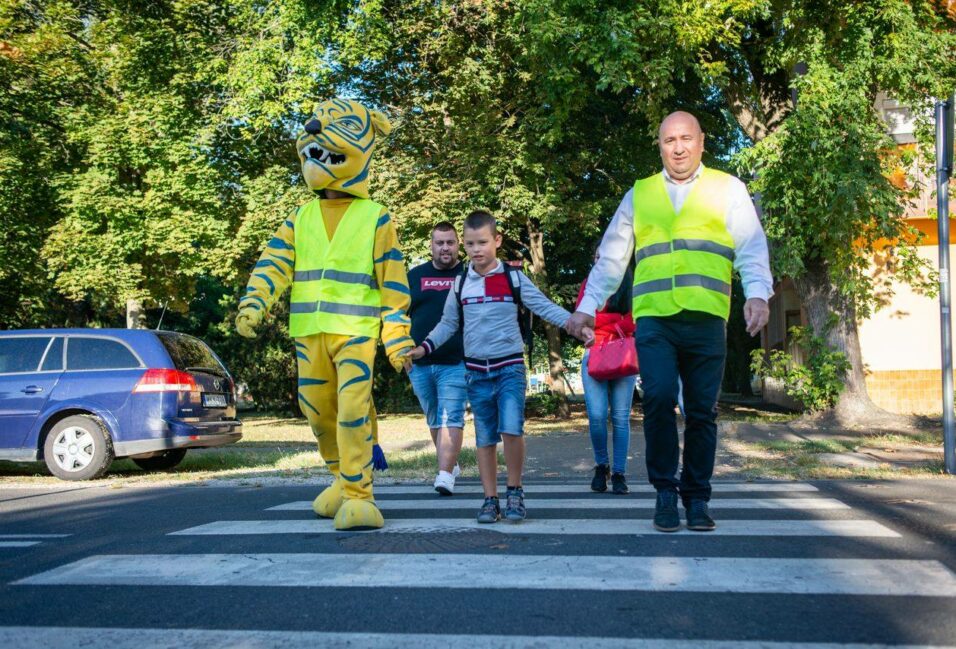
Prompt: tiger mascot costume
<box><xmin>236</xmin><ymin>99</ymin><xmax>413</xmax><ymax>530</ymax></box>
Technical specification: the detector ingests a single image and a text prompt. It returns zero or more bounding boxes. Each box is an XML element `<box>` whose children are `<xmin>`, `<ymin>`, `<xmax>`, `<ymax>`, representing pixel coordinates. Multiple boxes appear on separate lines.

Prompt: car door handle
<box><xmin>21</xmin><ymin>386</ymin><xmax>43</xmax><ymax>394</ymax></box>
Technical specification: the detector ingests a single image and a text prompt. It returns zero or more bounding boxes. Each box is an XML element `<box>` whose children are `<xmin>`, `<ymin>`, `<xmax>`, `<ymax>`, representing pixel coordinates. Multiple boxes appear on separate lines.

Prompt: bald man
<box><xmin>568</xmin><ymin>111</ymin><xmax>772</xmax><ymax>532</ymax></box>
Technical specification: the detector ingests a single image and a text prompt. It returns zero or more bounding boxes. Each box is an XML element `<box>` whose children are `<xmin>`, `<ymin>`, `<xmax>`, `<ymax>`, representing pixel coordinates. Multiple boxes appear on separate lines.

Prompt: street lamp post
<box><xmin>936</xmin><ymin>95</ymin><xmax>955</xmax><ymax>475</ymax></box>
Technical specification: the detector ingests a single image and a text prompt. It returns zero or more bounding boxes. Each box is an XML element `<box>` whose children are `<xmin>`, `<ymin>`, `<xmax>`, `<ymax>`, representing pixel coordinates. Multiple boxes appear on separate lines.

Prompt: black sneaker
<box><xmin>591</xmin><ymin>464</ymin><xmax>610</xmax><ymax>492</ymax></box>
<box><xmin>611</xmin><ymin>472</ymin><xmax>629</xmax><ymax>495</ymax></box>
<box><xmin>686</xmin><ymin>499</ymin><xmax>716</xmax><ymax>531</ymax></box>
<box><xmin>476</xmin><ymin>496</ymin><xmax>500</xmax><ymax>523</ymax></box>
<box><xmin>653</xmin><ymin>490</ymin><xmax>680</xmax><ymax>532</ymax></box>
<box><xmin>504</xmin><ymin>486</ymin><xmax>527</xmax><ymax>522</ymax></box>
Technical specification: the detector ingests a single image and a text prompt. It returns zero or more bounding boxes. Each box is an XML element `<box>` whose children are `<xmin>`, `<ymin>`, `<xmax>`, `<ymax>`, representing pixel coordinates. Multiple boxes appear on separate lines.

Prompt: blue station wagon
<box><xmin>0</xmin><ymin>329</ymin><xmax>241</xmax><ymax>480</ymax></box>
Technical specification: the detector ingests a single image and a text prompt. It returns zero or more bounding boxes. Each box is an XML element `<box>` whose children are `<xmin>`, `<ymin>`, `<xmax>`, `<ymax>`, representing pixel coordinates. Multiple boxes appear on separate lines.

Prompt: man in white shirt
<box><xmin>568</xmin><ymin>111</ymin><xmax>772</xmax><ymax>533</ymax></box>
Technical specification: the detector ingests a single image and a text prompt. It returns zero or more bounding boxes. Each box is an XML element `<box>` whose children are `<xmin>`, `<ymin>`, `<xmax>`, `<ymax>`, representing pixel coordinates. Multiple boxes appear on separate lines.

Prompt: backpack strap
<box><xmin>504</xmin><ymin>268</ymin><xmax>523</xmax><ymax>307</ymax></box>
<box><xmin>504</xmin><ymin>267</ymin><xmax>532</xmax><ymax>348</ymax></box>
<box><xmin>454</xmin><ymin>265</ymin><xmax>467</xmax><ymax>331</ymax></box>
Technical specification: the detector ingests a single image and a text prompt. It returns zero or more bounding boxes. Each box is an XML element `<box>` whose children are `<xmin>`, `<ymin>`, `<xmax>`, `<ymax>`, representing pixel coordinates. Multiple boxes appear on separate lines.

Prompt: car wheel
<box><xmin>43</xmin><ymin>415</ymin><xmax>114</xmax><ymax>481</ymax></box>
<box><xmin>132</xmin><ymin>449</ymin><xmax>187</xmax><ymax>472</ymax></box>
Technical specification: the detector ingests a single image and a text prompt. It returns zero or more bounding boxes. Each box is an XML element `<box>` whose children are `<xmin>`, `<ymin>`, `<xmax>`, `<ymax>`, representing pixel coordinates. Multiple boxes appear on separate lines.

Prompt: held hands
<box><xmin>235</xmin><ymin>308</ymin><xmax>264</xmax><ymax>339</ymax></box>
<box><xmin>744</xmin><ymin>298</ymin><xmax>770</xmax><ymax>337</ymax></box>
<box><xmin>388</xmin><ymin>346</ymin><xmax>414</xmax><ymax>373</ymax></box>
<box><xmin>399</xmin><ymin>346</ymin><xmax>426</xmax><ymax>373</ymax></box>
<box><xmin>565</xmin><ymin>311</ymin><xmax>596</xmax><ymax>346</ymax></box>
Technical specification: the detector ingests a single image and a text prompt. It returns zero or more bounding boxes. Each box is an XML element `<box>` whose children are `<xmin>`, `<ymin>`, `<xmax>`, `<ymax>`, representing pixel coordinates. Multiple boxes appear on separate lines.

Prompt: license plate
<box><xmin>202</xmin><ymin>393</ymin><xmax>228</xmax><ymax>408</ymax></box>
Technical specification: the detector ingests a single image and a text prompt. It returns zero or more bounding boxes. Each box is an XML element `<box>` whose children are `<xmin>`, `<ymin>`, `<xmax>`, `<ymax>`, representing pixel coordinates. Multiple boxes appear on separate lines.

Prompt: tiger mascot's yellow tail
<box><xmin>235</xmin><ymin>99</ymin><xmax>412</xmax><ymax>530</ymax></box>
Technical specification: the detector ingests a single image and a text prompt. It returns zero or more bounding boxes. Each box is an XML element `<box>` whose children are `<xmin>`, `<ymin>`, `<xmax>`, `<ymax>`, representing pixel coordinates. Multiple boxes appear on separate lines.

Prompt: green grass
<box><xmin>724</xmin><ymin>430</ymin><xmax>949</xmax><ymax>481</ymax></box>
<box><xmin>861</xmin><ymin>431</ymin><xmax>944</xmax><ymax>446</ymax></box>
<box><xmin>756</xmin><ymin>439</ymin><xmax>860</xmax><ymax>454</ymax></box>
<box><xmin>736</xmin><ymin>454</ymin><xmax>948</xmax><ymax>480</ymax></box>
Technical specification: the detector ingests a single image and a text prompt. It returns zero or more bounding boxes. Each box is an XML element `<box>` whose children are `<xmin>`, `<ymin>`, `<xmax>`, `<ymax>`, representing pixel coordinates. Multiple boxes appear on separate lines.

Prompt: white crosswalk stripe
<box><xmin>0</xmin><ymin>534</ymin><xmax>69</xmax><ymax>549</ymax></box>
<box><xmin>268</xmin><ymin>496</ymin><xmax>851</xmax><ymax>511</ymax></box>
<box><xmin>17</xmin><ymin>552</ymin><xmax>956</xmax><ymax>596</ymax></box>
<box><xmin>170</xmin><ymin>518</ymin><xmax>901</xmax><ymax>537</ymax></box>
<box><xmin>0</xmin><ymin>626</ymin><xmax>949</xmax><ymax>649</ymax></box>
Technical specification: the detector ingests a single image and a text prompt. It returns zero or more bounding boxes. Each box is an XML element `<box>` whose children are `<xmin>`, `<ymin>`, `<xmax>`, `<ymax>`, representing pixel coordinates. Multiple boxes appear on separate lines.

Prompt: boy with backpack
<box><xmin>406</xmin><ymin>210</ymin><xmax>583</xmax><ymax>523</ymax></box>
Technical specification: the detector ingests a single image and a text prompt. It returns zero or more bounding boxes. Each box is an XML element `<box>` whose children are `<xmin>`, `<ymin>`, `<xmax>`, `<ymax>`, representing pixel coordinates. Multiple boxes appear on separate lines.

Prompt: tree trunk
<box><xmin>126</xmin><ymin>298</ymin><xmax>146</xmax><ymax>329</ymax></box>
<box><xmin>544</xmin><ymin>321</ymin><xmax>571</xmax><ymax>417</ymax></box>
<box><xmin>792</xmin><ymin>260</ymin><xmax>903</xmax><ymax>426</ymax></box>
<box><xmin>526</xmin><ymin>218</ymin><xmax>571</xmax><ymax>418</ymax></box>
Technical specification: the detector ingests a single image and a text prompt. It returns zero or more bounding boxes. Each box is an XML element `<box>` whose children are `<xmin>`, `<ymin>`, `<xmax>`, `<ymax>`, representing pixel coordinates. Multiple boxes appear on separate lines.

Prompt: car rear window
<box><xmin>157</xmin><ymin>332</ymin><xmax>227</xmax><ymax>376</ymax></box>
<box><xmin>67</xmin><ymin>337</ymin><xmax>141</xmax><ymax>370</ymax></box>
<box><xmin>0</xmin><ymin>337</ymin><xmax>51</xmax><ymax>374</ymax></box>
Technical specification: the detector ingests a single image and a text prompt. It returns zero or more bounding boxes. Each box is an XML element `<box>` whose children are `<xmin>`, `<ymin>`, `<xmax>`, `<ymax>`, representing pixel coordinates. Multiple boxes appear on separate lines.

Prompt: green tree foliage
<box><xmin>0</xmin><ymin>1</ymin><xmax>93</xmax><ymax>326</ymax></box>
<box><xmin>1</xmin><ymin>1</ymin><xmax>339</xmax><ymax>321</ymax></box>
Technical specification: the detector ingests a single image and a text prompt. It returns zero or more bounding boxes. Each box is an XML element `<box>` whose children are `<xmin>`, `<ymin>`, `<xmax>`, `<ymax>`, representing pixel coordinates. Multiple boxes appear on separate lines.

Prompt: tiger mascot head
<box><xmin>296</xmin><ymin>98</ymin><xmax>392</xmax><ymax>200</ymax></box>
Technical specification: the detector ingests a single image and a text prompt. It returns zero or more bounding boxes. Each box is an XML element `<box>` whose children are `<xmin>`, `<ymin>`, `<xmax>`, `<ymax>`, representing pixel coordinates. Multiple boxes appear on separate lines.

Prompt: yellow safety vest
<box><xmin>289</xmin><ymin>198</ymin><xmax>382</xmax><ymax>337</ymax></box>
<box><xmin>631</xmin><ymin>168</ymin><xmax>735</xmax><ymax>320</ymax></box>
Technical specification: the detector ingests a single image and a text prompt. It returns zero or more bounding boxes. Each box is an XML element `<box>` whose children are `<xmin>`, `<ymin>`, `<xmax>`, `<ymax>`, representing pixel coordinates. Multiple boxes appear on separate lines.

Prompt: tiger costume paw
<box><xmin>334</xmin><ymin>498</ymin><xmax>384</xmax><ymax>531</ymax></box>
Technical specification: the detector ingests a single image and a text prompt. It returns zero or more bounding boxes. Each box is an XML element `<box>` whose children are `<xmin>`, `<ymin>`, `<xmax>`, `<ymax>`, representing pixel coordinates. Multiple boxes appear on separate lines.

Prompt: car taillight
<box><xmin>133</xmin><ymin>369</ymin><xmax>200</xmax><ymax>393</ymax></box>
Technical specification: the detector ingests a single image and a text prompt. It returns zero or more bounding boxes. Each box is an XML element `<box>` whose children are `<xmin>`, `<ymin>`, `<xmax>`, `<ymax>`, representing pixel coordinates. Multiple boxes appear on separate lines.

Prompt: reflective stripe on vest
<box><xmin>293</xmin><ymin>269</ymin><xmax>378</xmax><ymax>289</ymax></box>
<box><xmin>630</xmin><ymin>168</ymin><xmax>735</xmax><ymax>320</ymax></box>
<box><xmin>289</xmin><ymin>198</ymin><xmax>383</xmax><ymax>337</ymax></box>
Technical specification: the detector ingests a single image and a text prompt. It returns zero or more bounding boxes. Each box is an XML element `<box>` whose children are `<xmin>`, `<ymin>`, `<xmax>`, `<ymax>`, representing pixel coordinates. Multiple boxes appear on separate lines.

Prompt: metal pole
<box><xmin>936</xmin><ymin>97</ymin><xmax>955</xmax><ymax>475</ymax></box>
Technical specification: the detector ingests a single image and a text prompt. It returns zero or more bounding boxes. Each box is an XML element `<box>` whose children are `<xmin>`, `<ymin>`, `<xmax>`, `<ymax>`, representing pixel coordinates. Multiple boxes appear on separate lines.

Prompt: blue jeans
<box><xmin>408</xmin><ymin>362</ymin><xmax>467</xmax><ymax>429</ymax></box>
<box><xmin>466</xmin><ymin>364</ymin><xmax>526</xmax><ymax>447</ymax></box>
<box><xmin>582</xmin><ymin>351</ymin><xmax>637</xmax><ymax>474</ymax></box>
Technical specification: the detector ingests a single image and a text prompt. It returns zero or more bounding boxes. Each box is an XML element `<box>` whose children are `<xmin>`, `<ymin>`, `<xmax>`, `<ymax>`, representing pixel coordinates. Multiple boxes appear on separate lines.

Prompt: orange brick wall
<box><xmin>866</xmin><ymin>370</ymin><xmax>950</xmax><ymax>415</ymax></box>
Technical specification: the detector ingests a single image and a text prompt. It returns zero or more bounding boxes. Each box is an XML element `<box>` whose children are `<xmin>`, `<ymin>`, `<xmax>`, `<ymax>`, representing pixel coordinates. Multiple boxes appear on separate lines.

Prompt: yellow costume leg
<box><xmin>328</xmin><ymin>334</ymin><xmax>383</xmax><ymax>530</ymax></box>
<box><xmin>295</xmin><ymin>335</ymin><xmax>345</xmax><ymax>518</ymax></box>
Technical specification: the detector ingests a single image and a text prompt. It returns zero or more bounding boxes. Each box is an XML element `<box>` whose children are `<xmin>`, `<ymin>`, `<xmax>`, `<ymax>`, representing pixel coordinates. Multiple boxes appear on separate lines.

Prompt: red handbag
<box><xmin>587</xmin><ymin>325</ymin><xmax>639</xmax><ymax>381</ymax></box>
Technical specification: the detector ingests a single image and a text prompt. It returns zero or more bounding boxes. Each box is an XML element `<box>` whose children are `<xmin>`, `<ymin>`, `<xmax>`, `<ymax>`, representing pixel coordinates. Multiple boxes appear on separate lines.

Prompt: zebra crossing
<box><xmin>5</xmin><ymin>480</ymin><xmax>956</xmax><ymax>647</ymax></box>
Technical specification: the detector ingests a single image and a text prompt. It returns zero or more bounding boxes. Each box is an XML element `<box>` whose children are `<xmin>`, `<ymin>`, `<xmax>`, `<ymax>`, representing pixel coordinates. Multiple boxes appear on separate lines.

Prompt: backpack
<box><xmin>453</xmin><ymin>264</ymin><xmax>534</xmax><ymax>351</ymax></box>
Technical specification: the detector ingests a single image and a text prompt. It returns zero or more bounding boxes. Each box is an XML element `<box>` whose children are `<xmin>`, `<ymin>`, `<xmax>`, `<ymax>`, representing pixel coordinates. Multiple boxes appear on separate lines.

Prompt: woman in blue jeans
<box><xmin>575</xmin><ymin>253</ymin><xmax>636</xmax><ymax>494</ymax></box>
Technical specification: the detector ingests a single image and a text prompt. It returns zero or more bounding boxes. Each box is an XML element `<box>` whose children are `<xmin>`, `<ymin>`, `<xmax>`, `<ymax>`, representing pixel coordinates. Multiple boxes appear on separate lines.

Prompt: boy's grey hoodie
<box><xmin>421</xmin><ymin>261</ymin><xmax>570</xmax><ymax>365</ymax></box>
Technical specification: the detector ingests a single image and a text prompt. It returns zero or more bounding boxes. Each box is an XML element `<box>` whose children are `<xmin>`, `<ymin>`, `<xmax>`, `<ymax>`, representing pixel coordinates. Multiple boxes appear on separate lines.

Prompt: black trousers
<box><xmin>635</xmin><ymin>313</ymin><xmax>726</xmax><ymax>503</ymax></box>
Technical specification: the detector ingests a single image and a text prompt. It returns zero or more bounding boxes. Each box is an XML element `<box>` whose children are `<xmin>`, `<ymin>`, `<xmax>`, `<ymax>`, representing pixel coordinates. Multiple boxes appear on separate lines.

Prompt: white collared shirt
<box><xmin>577</xmin><ymin>164</ymin><xmax>774</xmax><ymax>316</ymax></box>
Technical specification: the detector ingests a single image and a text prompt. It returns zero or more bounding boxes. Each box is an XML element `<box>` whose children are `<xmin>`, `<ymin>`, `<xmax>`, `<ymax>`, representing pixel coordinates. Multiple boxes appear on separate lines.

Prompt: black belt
<box><xmin>464</xmin><ymin>352</ymin><xmax>524</xmax><ymax>372</ymax></box>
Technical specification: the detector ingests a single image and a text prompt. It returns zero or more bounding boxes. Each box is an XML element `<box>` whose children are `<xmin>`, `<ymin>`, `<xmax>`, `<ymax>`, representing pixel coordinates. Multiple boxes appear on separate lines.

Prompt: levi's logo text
<box><xmin>421</xmin><ymin>277</ymin><xmax>455</xmax><ymax>291</ymax></box>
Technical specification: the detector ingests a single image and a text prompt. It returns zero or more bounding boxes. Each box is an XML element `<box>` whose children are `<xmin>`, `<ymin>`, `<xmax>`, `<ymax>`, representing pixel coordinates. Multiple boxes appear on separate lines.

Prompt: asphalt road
<box><xmin>1</xmin><ymin>479</ymin><xmax>955</xmax><ymax>648</ymax></box>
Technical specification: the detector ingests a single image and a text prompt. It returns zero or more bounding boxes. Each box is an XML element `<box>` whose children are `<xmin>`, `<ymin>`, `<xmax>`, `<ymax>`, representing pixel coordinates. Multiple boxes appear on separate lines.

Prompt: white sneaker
<box><xmin>452</xmin><ymin>463</ymin><xmax>461</xmax><ymax>478</ymax></box>
<box><xmin>434</xmin><ymin>471</ymin><xmax>455</xmax><ymax>496</ymax></box>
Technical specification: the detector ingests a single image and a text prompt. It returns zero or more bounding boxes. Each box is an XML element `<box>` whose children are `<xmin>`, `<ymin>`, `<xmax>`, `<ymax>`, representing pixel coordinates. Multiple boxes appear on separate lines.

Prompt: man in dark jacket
<box><xmin>406</xmin><ymin>222</ymin><xmax>467</xmax><ymax>495</ymax></box>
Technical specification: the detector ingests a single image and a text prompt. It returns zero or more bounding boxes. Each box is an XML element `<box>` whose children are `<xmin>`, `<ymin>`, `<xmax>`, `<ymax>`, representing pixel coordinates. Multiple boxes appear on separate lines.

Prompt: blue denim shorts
<box><xmin>467</xmin><ymin>363</ymin><xmax>527</xmax><ymax>447</ymax></box>
<box><xmin>408</xmin><ymin>362</ymin><xmax>467</xmax><ymax>429</ymax></box>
